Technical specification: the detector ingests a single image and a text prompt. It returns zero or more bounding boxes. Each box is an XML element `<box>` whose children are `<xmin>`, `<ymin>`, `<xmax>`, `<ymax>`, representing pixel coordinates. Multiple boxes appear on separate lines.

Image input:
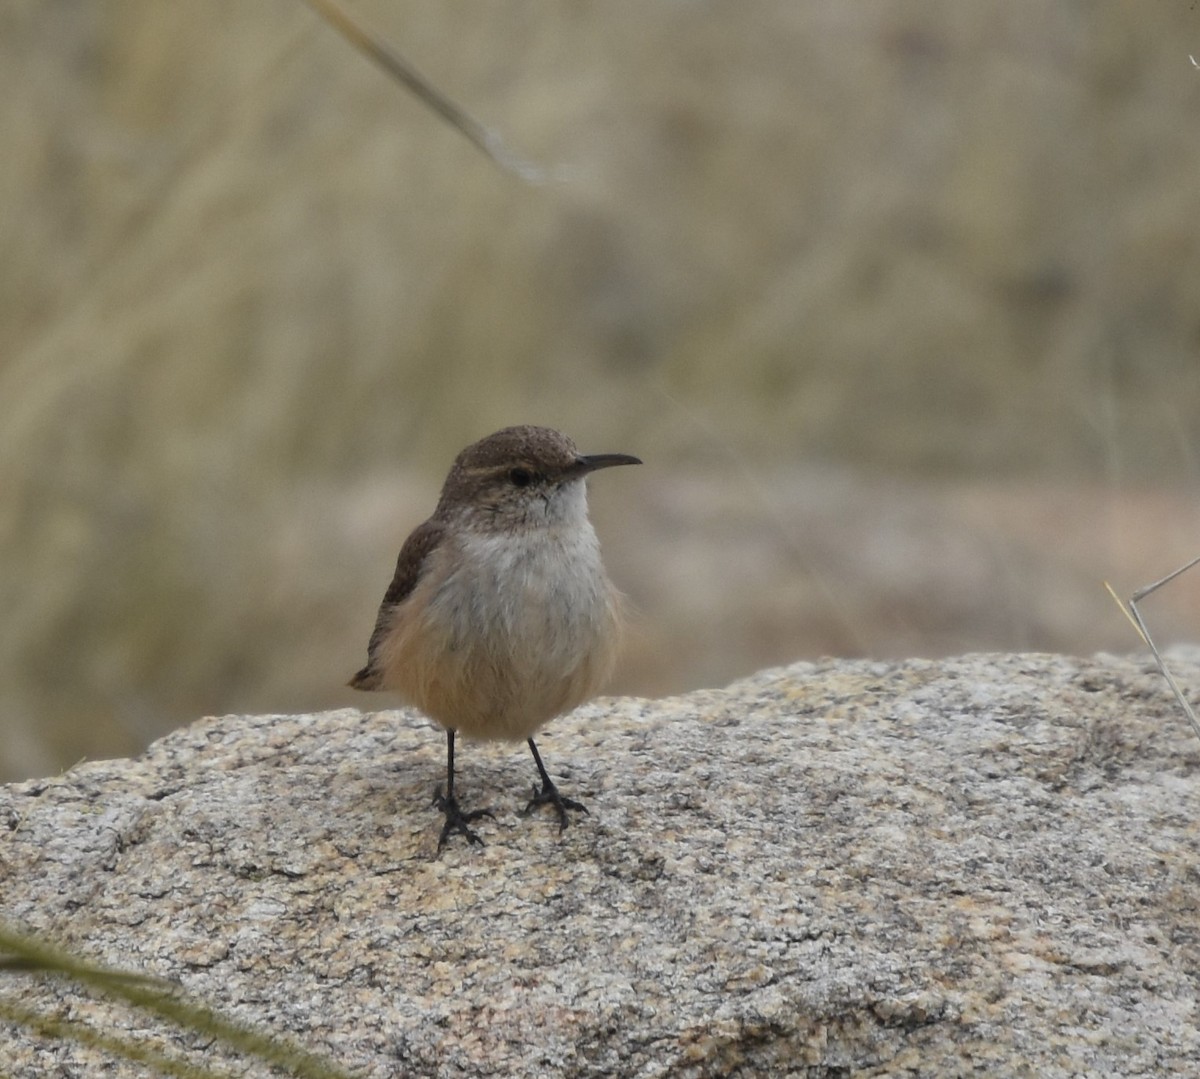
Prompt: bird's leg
<box><xmin>522</xmin><ymin>737</ymin><xmax>588</xmax><ymax>831</ymax></box>
<box><xmin>432</xmin><ymin>729</ymin><xmax>494</xmax><ymax>849</ymax></box>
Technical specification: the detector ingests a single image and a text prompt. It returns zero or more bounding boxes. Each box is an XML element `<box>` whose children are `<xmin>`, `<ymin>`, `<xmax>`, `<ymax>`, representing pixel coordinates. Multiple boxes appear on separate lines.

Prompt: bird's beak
<box><xmin>573</xmin><ymin>452</ymin><xmax>642</xmax><ymax>476</ymax></box>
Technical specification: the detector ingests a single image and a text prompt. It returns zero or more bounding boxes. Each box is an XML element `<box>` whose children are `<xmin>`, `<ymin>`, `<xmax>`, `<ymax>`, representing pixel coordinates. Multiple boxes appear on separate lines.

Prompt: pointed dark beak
<box><xmin>572</xmin><ymin>452</ymin><xmax>642</xmax><ymax>476</ymax></box>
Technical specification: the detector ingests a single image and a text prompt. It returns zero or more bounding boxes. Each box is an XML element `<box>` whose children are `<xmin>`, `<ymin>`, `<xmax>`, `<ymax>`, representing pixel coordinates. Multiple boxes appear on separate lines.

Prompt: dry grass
<box><xmin>2</xmin><ymin>1</ymin><xmax>1199</xmax><ymax>778</ymax></box>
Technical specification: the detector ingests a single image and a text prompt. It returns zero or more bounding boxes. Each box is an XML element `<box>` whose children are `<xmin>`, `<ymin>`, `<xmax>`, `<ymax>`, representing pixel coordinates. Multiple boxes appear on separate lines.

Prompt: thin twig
<box><xmin>0</xmin><ymin>997</ymin><xmax>232</xmax><ymax>1079</ymax></box>
<box><xmin>304</xmin><ymin>0</ymin><xmax>553</xmax><ymax>182</ymax></box>
<box><xmin>1107</xmin><ymin>557</ymin><xmax>1200</xmax><ymax>744</ymax></box>
<box><xmin>0</xmin><ymin>925</ymin><xmax>360</xmax><ymax>1079</ymax></box>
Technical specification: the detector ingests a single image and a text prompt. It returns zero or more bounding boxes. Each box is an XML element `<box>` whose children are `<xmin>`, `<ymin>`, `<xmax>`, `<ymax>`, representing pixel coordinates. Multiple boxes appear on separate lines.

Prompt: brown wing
<box><xmin>348</xmin><ymin>518</ymin><xmax>446</xmax><ymax>690</ymax></box>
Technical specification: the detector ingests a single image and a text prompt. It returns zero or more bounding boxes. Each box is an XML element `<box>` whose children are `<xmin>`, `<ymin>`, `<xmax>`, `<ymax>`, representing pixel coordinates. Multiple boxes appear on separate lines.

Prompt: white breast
<box><xmin>440</xmin><ymin>521</ymin><xmax>613</xmax><ymax>676</ymax></box>
<box><xmin>384</xmin><ymin>512</ymin><xmax>621</xmax><ymax>741</ymax></box>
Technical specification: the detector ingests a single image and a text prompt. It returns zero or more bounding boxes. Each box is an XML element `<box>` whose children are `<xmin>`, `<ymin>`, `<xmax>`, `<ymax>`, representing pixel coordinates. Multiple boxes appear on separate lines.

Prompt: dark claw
<box><xmin>521</xmin><ymin>780</ymin><xmax>588</xmax><ymax>832</ymax></box>
<box><xmin>432</xmin><ymin>786</ymin><xmax>495</xmax><ymax>849</ymax></box>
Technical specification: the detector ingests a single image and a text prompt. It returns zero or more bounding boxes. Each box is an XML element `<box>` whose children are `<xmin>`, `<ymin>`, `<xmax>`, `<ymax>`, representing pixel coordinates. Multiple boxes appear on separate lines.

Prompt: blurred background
<box><xmin>3</xmin><ymin>1</ymin><xmax>1199</xmax><ymax>781</ymax></box>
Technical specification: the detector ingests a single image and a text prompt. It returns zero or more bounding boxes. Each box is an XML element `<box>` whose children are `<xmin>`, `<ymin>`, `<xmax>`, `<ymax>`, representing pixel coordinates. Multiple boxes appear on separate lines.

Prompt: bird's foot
<box><xmin>432</xmin><ymin>787</ymin><xmax>495</xmax><ymax>849</ymax></box>
<box><xmin>521</xmin><ymin>779</ymin><xmax>588</xmax><ymax>832</ymax></box>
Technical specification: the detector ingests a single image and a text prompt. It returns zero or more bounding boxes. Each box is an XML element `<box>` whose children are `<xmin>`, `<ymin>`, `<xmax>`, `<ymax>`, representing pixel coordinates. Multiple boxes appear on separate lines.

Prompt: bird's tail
<box><xmin>347</xmin><ymin>665</ymin><xmax>379</xmax><ymax>691</ymax></box>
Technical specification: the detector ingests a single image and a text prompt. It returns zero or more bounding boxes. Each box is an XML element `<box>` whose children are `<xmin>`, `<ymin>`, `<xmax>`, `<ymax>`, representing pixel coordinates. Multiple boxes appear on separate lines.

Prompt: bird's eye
<box><xmin>508</xmin><ymin>467</ymin><xmax>534</xmax><ymax>487</ymax></box>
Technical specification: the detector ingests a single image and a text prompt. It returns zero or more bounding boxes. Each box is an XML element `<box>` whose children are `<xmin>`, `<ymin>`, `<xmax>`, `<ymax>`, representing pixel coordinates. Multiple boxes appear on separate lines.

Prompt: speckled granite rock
<box><xmin>2</xmin><ymin>652</ymin><xmax>1199</xmax><ymax>1077</ymax></box>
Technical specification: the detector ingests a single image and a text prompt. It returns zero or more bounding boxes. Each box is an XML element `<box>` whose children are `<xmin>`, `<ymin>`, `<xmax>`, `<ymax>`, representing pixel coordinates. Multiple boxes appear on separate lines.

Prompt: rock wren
<box><xmin>350</xmin><ymin>425</ymin><xmax>640</xmax><ymax>849</ymax></box>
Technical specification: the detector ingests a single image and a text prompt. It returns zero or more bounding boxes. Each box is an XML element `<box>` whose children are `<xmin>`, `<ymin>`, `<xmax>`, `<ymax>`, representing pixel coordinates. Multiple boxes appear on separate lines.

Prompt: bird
<box><xmin>350</xmin><ymin>425</ymin><xmax>640</xmax><ymax>848</ymax></box>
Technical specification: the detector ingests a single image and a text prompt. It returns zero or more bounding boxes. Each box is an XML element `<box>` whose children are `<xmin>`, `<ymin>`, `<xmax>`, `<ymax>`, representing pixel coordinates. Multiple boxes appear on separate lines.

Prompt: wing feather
<box><xmin>348</xmin><ymin>518</ymin><xmax>446</xmax><ymax>690</ymax></box>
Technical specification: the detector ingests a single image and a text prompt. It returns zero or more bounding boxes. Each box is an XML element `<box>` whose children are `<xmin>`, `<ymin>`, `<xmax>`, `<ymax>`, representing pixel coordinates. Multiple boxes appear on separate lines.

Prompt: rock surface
<box><xmin>2</xmin><ymin>651</ymin><xmax>1199</xmax><ymax>1077</ymax></box>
